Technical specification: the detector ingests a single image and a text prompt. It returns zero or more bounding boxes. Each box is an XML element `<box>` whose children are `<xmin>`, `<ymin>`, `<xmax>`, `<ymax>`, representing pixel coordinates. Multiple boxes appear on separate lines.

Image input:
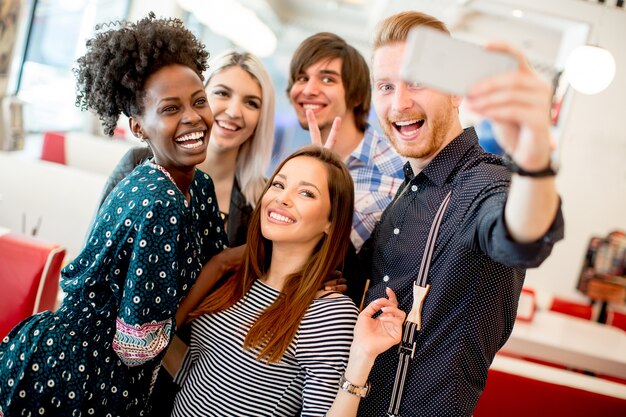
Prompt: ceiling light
<box><xmin>564</xmin><ymin>45</ymin><xmax>615</xmax><ymax>95</ymax></box>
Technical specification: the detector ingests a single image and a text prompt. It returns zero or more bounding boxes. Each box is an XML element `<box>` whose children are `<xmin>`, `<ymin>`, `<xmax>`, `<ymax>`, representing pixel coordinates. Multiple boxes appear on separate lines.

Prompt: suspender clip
<box><xmin>398</xmin><ymin>340</ymin><xmax>416</xmax><ymax>359</ymax></box>
<box><xmin>406</xmin><ymin>283</ymin><xmax>430</xmax><ymax>330</ymax></box>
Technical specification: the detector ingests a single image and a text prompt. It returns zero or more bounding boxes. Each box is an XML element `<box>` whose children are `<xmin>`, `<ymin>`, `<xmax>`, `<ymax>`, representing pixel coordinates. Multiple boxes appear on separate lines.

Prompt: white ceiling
<box><xmin>204</xmin><ymin>0</ymin><xmax>606</xmax><ymax>131</ymax></box>
<box><xmin>240</xmin><ymin>0</ymin><xmax>590</xmax><ymax>78</ymax></box>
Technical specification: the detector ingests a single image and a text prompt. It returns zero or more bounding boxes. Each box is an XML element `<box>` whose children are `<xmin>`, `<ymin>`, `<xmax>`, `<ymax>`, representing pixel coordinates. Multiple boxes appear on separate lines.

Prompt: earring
<box><xmin>137</xmin><ymin>133</ymin><xmax>145</xmax><ymax>142</ymax></box>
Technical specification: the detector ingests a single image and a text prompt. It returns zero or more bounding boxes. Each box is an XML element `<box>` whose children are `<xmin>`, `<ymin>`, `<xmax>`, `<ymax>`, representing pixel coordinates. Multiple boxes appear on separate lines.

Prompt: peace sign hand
<box><xmin>306</xmin><ymin>108</ymin><xmax>341</xmax><ymax>151</ymax></box>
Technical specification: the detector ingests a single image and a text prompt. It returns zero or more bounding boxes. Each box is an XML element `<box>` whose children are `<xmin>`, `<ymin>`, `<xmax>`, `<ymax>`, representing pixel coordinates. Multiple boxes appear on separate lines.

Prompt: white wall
<box><xmin>0</xmin><ymin>153</ymin><xmax>107</xmax><ymax>258</ymax></box>
<box><xmin>507</xmin><ymin>0</ymin><xmax>626</xmax><ymax>299</ymax></box>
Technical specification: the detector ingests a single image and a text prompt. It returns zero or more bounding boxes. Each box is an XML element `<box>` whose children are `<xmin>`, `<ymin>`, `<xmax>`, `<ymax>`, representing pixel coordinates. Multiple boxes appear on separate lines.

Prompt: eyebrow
<box><xmin>275</xmin><ymin>174</ymin><xmax>321</xmax><ymax>193</ymax></box>
<box><xmin>158</xmin><ymin>89</ymin><xmax>205</xmax><ymax>104</ymax></box>
<box><xmin>298</xmin><ymin>68</ymin><xmax>341</xmax><ymax>78</ymax></box>
<box><xmin>211</xmin><ymin>84</ymin><xmax>233</xmax><ymax>92</ymax></box>
<box><xmin>319</xmin><ymin>69</ymin><xmax>341</xmax><ymax>77</ymax></box>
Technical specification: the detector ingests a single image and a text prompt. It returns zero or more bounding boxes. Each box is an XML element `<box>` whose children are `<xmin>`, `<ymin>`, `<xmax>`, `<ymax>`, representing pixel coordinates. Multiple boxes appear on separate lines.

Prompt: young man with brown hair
<box><xmin>287</xmin><ymin>32</ymin><xmax>405</xmax><ymax>254</ymax></box>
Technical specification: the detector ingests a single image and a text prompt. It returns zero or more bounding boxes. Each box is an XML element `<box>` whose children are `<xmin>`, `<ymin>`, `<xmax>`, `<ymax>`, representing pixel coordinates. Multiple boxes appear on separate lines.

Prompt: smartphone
<box><xmin>400</xmin><ymin>26</ymin><xmax>518</xmax><ymax>96</ymax></box>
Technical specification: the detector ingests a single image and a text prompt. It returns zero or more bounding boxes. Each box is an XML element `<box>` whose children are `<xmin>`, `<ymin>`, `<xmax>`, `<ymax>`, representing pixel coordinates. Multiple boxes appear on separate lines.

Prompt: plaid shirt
<box><xmin>346</xmin><ymin>125</ymin><xmax>405</xmax><ymax>251</ymax></box>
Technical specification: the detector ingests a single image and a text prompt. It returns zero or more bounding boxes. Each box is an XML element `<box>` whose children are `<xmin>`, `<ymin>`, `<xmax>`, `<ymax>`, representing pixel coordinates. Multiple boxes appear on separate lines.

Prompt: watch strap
<box><xmin>503</xmin><ymin>154</ymin><xmax>557</xmax><ymax>177</ymax></box>
<box><xmin>339</xmin><ymin>374</ymin><xmax>371</xmax><ymax>398</ymax></box>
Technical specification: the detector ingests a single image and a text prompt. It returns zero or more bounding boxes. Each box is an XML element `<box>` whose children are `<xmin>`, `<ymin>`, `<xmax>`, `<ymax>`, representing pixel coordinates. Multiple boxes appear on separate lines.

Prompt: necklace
<box><xmin>148</xmin><ymin>161</ymin><xmax>176</xmax><ymax>184</ymax></box>
<box><xmin>148</xmin><ymin>161</ymin><xmax>191</xmax><ymax>207</ymax></box>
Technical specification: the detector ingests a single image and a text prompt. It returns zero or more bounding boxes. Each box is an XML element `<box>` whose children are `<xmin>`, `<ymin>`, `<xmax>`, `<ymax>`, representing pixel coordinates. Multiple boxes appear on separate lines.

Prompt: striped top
<box><xmin>171</xmin><ymin>279</ymin><xmax>359</xmax><ymax>417</ymax></box>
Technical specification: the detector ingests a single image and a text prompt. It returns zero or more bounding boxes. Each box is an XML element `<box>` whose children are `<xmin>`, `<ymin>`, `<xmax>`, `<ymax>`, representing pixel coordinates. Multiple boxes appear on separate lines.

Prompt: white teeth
<box><xmin>395</xmin><ymin>119</ymin><xmax>421</xmax><ymax>126</ymax></box>
<box><xmin>217</xmin><ymin>120</ymin><xmax>239</xmax><ymax>131</ymax></box>
<box><xmin>178</xmin><ymin>140</ymin><xmax>204</xmax><ymax>149</ymax></box>
<box><xmin>303</xmin><ymin>104</ymin><xmax>323</xmax><ymax>110</ymax></box>
<box><xmin>175</xmin><ymin>131</ymin><xmax>204</xmax><ymax>149</ymax></box>
<box><xmin>269</xmin><ymin>212</ymin><xmax>294</xmax><ymax>223</ymax></box>
<box><xmin>176</xmin><ymin>131</ymin><xmax>204</xmax><ymax>142</ymax></box>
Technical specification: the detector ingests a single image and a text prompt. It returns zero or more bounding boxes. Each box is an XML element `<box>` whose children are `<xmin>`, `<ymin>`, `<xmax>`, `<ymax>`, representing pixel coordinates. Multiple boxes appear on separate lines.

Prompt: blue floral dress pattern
<box><xmin>0</xmin><ymin>164</ymin><xmax>225</xmax><ymax>417</ymax></box>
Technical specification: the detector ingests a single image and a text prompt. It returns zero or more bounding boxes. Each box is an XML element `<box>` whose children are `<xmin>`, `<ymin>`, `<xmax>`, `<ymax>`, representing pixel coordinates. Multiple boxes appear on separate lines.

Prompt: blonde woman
<box><xmin>198</xmin><ymin>50</ymin><xmax>274</xmax><ymax>246</ymax></box>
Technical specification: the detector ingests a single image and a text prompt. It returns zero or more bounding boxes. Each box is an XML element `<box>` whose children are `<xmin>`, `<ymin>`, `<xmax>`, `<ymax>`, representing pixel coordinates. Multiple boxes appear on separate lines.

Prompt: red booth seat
<box><xmin>40</xmin><ymin>131</ymin><xmax>67</xmax><ymax>165</ymax></box>
<box><xmin>607</xmin><ymin>308</ymin><xmax>626</xmax><ymax>332</ymax></box>
<box><xmin>549</xmin><ymin>296</ymin><xmax>594</xmax><ymax>320</ymax></box>
<box><xmin>0</xmin><ymin>233</ymin><xmax>66</xmax><ymax>338</ymax></box>
<box><xmin>475</xmin><ymin>355</ymin><xmax>626</xmax><ymax>417</ymax></box>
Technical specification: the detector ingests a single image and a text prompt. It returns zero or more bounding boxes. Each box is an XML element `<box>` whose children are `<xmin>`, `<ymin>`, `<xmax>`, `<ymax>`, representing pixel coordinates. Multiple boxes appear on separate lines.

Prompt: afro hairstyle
<box><xmin>74</xmin><ymin>12</ymin><xmax>209</xmax><ymax>136</ymax></box>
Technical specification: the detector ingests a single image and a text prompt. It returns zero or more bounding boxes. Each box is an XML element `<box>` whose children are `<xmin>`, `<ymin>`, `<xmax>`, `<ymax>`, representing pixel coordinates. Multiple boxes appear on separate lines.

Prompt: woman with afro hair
<box><xmin>0</xmin><ymin>13</ymin><xmax>227</xmax><ymax>416</ymax></box>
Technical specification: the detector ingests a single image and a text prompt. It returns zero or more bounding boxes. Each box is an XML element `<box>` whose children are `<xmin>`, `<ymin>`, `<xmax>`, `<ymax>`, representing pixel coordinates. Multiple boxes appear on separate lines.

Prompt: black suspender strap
<box><xmin>387</xmin><ymin>191</ymin><xmax>451</xmax><ymax>417</ymax></box>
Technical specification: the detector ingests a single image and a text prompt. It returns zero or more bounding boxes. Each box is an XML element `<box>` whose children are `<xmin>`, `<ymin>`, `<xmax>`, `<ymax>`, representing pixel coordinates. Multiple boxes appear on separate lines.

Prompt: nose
<box><xmin>302</xmin><ymin>78</ymin><xmax>320</xmax><ymax>96</ymax></box>
<box><xmin>392</xmin><ymin>83</ymin><xmax>413</xmax><ymax>112</ymax></box>
<box><xmin>206</xmin><ymin>107</ymin><xmax>214</xmax><ymax>131</ymax></box>
<box><xmin>183</xmin><ymin>105</ymin><xmax>203</xmax><ymax>125</ymax></box>
<box><xmin>275</xmin><ymin>191</ymin><xmax>293</xmax><ymax>207</ymax></box>
<box><xmin>225</xmin><ymin>98</ymin><xmax>242</xmax><ymax>119</ymax></box>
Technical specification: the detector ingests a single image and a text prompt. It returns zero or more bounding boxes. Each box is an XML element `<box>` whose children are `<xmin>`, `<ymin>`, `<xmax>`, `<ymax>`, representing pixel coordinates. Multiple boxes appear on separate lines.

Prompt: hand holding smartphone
<box><xmin>400</xmin><ymin>26</ymin><xmax>518</xmax><ymax>96</ymax></box>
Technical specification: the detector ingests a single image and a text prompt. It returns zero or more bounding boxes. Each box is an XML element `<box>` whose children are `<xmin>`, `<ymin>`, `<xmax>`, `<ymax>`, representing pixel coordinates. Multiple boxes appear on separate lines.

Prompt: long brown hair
<box><xmin>188</xmin><ymin>146</ymin><xmax>354</xmax><ymax>362</ymax></box>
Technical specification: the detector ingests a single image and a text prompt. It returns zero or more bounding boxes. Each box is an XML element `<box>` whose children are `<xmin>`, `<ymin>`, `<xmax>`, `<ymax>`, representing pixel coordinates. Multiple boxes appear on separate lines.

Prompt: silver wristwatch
<box><xmin>339</xmin><ymin>374</ymin><xmax>371</xmax><ymax>398</ymax></box>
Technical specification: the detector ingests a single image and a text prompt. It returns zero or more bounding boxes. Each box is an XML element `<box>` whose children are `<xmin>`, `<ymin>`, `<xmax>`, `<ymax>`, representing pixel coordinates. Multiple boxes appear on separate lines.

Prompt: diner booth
<box><xmin>0</xmin><ymin>0</ymin><xmax>625</xmax><ymax>415</ymax></box>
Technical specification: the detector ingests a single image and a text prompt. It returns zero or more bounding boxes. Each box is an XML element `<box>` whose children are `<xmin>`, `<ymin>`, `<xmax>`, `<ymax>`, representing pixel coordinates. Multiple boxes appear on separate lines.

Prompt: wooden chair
<box><xmin>0</xmin><ymin>233</ymin><xmax>65</xmax><ymax>338</ymax></box>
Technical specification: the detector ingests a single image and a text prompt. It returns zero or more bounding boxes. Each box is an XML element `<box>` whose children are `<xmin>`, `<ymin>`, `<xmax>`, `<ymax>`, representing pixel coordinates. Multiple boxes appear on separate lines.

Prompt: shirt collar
<box><xmin>348</xmin><ymin>136</ymin><xmax>366</xmax><ymax>166</ymax></box>
<box><xmin>406</xmin><ymin>127</ymin><xmax>479</xmax><ymax>186</ymax></box>
<box><xmin>344</xmin><ymin>124</ymin><xmax>371</xmax><ymax>167</ymax></box>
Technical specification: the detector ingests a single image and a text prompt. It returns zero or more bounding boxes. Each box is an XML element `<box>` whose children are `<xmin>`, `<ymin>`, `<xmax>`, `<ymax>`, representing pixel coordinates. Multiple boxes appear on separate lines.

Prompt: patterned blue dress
<box><xmin>0</xmin><ymin>163</ymin><xmax>225</xmax><ymax>417</ymax></box>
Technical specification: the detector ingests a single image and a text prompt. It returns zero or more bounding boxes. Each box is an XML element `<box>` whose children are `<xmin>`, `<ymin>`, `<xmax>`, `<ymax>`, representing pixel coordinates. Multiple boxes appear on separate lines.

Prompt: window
<box><xmin>17</xmin><ymin>0</ymin><xmax>129</xmax><ymax>133</ymax></box>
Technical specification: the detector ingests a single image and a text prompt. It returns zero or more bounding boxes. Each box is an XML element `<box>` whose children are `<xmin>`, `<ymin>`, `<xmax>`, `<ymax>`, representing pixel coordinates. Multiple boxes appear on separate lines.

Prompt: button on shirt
<box><xmin>346</xmin><ymin>125</ymin><xmax>405</xmax><ymax>251</ymax></box>
<box><xmin>357</xmin><ymin>127</ymin><xmax>564</xmax><ymax>417</ymax></box>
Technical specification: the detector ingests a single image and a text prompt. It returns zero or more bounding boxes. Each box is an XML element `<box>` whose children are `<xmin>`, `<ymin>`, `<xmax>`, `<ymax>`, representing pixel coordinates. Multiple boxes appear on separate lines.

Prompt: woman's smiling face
<box><xmin>132</xmin><ymin>64</ymin><xmax>213</xmax><ymax>171</ymax></box>
<box><xmin>260</xmin><ymin>156</ymin><xmax>331</xmax><ymax>250</ymax></box>
<box><xmin>206</xmin><ymin>65</ymin><xmax>262</xmax><ymax>153</ymax></box>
